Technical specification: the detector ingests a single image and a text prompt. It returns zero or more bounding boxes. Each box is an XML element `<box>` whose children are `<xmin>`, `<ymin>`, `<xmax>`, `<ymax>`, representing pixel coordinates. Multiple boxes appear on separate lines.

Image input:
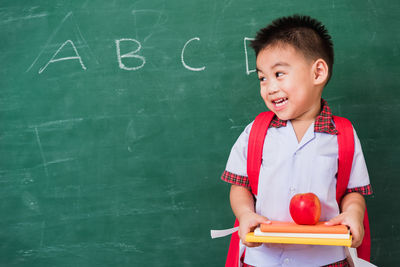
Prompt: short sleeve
<box><xmin>346</xmin><ymin>127</ymin><xmax>373</xmax><ymax>196</ymax></box>
<box><xmin>220</xmin><ymin>122</ymin><xmax>254</xmax><ymax>189</ymax></box>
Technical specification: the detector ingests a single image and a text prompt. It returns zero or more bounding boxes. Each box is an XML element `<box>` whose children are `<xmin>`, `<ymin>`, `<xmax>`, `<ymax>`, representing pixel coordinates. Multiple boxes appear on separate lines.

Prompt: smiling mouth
<box><xmin>273</xmin><ymin>97</ymin><xmax>288</xmax><ymax>107</ymax></box>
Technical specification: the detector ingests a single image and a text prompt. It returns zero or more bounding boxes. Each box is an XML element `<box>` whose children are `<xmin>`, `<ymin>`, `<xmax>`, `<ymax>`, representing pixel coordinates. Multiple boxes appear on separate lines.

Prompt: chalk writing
<box><xmin>31</xmin><ymin>36</ymin><xmax>256</xmax><ymax>75</ymax></box>
<box><xmin>244</xmin><ymin>37</ymin><xmax>256</xmax><ymax>75</ymax></box>
<box><xmin>115</xmin><ymin>38</ymin><xmax>146</xmax><ymax>71</ymax></box>
<box><xmin>181</xmin><ymin>37</ymin><xmax>206</xmax><ymax>71</ymax></box>
<box><xmin>39</xmin><ymin>39</ymin><xmax>87</xmax><ymax>74</ymax></box>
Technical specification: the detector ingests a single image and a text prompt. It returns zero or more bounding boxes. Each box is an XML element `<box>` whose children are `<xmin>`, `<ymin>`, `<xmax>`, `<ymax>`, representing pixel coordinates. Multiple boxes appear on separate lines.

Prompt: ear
<box><xmin>312</xmin><ymin>59</ymin><xmax>329</xmax><ymax>86</ymax></box>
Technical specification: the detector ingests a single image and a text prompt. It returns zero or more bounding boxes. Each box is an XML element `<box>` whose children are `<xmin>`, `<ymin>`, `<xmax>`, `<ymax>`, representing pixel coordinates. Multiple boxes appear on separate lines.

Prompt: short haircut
<box><xmin>251</xmin><ymin>15</ymin><xmax>334</xmax><ymax>83</ymax></box>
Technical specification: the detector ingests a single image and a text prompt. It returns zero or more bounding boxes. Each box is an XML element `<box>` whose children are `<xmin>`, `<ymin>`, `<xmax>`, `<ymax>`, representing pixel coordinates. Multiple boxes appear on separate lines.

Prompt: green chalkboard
<box><xmin>1</xmin><ymin>0</ymin><xmax>399</xmax><ymax>266</ymax></box>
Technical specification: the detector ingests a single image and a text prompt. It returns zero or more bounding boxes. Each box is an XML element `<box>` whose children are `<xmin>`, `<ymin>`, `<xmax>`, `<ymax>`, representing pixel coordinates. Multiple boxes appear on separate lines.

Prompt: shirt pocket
<box><xmin>315</xmin><ymin>155</ymin><xmax>338</xmax><ymax>175</ymax></box>
<box><xmin>310</xmin><ymin>155</ymin><xmax>338</xmax><ymax>194</ymax></box>
<box><xmin>261</xmin><ymin>142</ymin><xmax>281</xmax><ymax>169</ymax></box>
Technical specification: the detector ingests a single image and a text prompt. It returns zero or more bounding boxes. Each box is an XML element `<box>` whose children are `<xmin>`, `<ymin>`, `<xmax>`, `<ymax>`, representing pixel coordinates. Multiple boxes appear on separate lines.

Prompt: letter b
<box><xmin>115</xmin><ymin>38</ymin><xmax>146</xmax><ymax>71</ymax></box>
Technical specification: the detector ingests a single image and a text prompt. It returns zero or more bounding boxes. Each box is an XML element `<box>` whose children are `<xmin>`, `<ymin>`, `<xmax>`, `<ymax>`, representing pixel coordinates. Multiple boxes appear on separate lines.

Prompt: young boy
<box><xmin>222</xmin><ymin>15</ymin><xmax>372</xmax><ymax>266</ymax></box>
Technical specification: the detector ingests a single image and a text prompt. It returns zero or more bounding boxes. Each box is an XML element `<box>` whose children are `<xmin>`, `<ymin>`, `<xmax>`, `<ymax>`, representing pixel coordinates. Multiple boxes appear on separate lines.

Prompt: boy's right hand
<box><xmin>238</xmin><ymin>211</ymin><xmax>271</xmax><ymax>247</ymax></box>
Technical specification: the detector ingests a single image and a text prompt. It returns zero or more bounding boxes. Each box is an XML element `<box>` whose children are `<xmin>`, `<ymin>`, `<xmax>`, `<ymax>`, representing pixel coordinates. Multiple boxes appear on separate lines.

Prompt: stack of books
<box><xmin>245</xmin><ymin>221</ymin><xmax>352</xmax><ymax>247</ymax></box>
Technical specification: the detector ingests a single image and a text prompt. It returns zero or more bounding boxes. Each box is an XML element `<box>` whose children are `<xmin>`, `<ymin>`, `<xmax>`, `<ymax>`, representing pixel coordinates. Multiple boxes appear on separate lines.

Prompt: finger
<box><xmin>349</xmin><ymin>229</ymin><xmax>359</xmax><ymax>247</ymax></box>
<box><xmin>351</xmin><ymin>234</ymin><xmax>362</xmax><ymax>248</ymax></box>
<box><xmin>253</xmin><ymin>216</ymin><xmax>271</xmax><ymax>227</ymax></box>
<box><xmin>238</xmin><ymin>228</ymin><xmax>250</xmax><ymax>242</ymax></box>
<box><xmin>253</xmin><ymin>215</ymin><xmax>270</xmax><ymax>224</ymax></box>
<box><xmin>247</xmin><ymin>216</ymin><xmax>270</xmax><ymax>233</ymax></box>
<box><xmin>325</xmin><ymin>216</ymin><xmax>343</xmax><ymax>226</ymax></box>
<box><xmin>350</xmin><ymin>227</ymin><xmax>364</xmax><ymax>248</ymax></box>
<box><xmin>239</xmin><ymin>230</ymin><xmax>260</xmax><ymax>247</ymax></box>
<box><xmin>243</xmin><ymin>241</ymin><xmax>263</xmax><ymax>247</ymax></box>
<box><xmin>351</xmin><ymin>238</ymin><xmax>360</xmax><ymax>248</ymax></box>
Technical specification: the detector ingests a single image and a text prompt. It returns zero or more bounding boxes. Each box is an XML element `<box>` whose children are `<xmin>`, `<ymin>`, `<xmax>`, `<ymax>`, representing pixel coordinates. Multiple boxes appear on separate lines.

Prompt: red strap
<box><xmin>358</xmin><ymin>209</ymin><xmax>371</xmax><ymax>261</ymax></box>
<box><xmin>225</xmin><ymin>219</ymin><xmax>240</xmax><ymax>267</ymax></box>
<box><xmin>333</xmin><ymin>116</ymin><xmax>354</xmax><ymax>204</ymax></box>
<box><xmin>247</xmin><ymin>111</ymin><xmax>275</xmax><ymax>196</ymax></box>
<box><xmin>333</xmin><ymin>116</ymin><xmax>371</xmax><ymax>262</ymax></box>
<box><xmin>225</xmin><ymin>112</ymin><xmax>274</xmax><ymax>267</ymax></box>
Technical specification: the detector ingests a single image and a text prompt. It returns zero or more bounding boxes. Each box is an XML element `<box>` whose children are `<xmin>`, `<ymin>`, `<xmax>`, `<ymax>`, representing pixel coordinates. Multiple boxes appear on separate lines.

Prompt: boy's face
<box><xmin>256</xmin><ymin>44</ymin><xmax>323</xmax><ymax>122</ymax></box>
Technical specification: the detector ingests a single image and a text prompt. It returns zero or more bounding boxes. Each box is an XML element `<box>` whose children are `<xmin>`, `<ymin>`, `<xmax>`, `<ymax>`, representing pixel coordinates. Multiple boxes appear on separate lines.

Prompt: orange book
<box><xmin>260</xmin><ymin>221</ymin><xmax>349</xmax><ymax>234</ymax></box>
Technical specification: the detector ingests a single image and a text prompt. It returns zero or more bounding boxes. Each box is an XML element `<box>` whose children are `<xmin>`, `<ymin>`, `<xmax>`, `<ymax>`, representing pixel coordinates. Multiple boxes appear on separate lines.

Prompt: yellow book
<box><xmin>246</xmin><ymin>227</ymin><xmax>352</xmax><ymax>247</ymax></box>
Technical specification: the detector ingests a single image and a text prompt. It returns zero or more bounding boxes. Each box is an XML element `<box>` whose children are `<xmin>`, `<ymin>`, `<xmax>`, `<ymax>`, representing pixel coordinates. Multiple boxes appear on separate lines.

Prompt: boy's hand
<box><xmin>325</xmin><ymin>211</ymin><xmax>364</xmax><ymax>247</ymax></box>
<box><xmin>229</xmin><ymin>185</ymin><xmax>271</xmax><ymax>247</ymax></box>
<box><xmin>325</xmin><ymin>192</ymin><xmax>366</xmax><ymax>248</ymax></box>
<box><xmin>238</xmin><ymin>211</ymin><xmax>271</xmax><ymax>247</ymax></box>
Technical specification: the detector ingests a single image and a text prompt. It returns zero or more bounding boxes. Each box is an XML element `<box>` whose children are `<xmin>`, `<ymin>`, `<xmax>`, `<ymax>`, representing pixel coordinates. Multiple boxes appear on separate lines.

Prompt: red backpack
<box><xmin>225</xmin><ymin>111</ymin><xmax>371</xmax><ymax>266</ymax></box>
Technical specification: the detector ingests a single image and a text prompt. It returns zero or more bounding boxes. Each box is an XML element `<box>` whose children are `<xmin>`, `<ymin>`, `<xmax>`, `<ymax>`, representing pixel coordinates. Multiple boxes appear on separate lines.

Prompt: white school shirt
<box><xmin>225</xmin><ymin>120</ymin><xmax>370</xmax><ymax>267</ymax></box>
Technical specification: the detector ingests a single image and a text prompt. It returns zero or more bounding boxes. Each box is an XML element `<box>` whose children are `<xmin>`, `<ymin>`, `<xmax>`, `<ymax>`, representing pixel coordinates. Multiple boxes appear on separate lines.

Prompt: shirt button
<box><xmin>283</xmin><ymin>258</ymin><xmax>290</xmax><ymax>264</ymax></box>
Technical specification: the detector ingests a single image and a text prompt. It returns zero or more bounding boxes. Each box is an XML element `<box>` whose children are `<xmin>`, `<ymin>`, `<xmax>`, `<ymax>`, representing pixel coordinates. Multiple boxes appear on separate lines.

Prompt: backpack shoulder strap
<box><xmin>333</xmin><ymin>115</ymin><xmax>355</xmax><ymax>204</ymax></box>
<box><xmin>225</xmin><ymin>111</ymin><xmax>275</xmax><ymax>267</ymax></box>
<box><xmin>333</xmin><ymin>115</ymin><xmax>371</xmax><ymax>262</ymax></box>
<box><xmin>247</xmin><ymin>111</ymin><xmax>275</xmax><ymax>196</ymax></box>
<box><xmin>225</xmin><ymin>219</ymin><xmax>241</xmax><ymax>267</ymax></box>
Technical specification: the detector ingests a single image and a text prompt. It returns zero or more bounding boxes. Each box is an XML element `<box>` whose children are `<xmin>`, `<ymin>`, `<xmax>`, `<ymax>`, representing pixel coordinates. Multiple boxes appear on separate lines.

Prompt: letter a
<box><xmin>115</xmin><ymin>38</ymin><xmax>146</xmax><ymax>71</ymax></box>
<box><xmin>39</xmin><ymin>40</ymin><xmax>87</xmax><ymax>74</ymax></box>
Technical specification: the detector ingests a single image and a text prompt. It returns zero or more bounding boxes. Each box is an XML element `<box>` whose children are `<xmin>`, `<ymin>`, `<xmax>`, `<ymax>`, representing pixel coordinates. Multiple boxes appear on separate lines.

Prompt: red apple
<box><xmin>289</xmin><ymin>192</ymin><xmax>321</xmax><ymax>225</ymax></box>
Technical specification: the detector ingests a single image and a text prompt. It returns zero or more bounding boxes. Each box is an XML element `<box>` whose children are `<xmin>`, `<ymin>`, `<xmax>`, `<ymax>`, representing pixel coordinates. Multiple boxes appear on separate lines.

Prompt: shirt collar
<box><xmin>269</xmin><ymin>99</ymin><xmax>338</xmax><ymax>135</ymax></box>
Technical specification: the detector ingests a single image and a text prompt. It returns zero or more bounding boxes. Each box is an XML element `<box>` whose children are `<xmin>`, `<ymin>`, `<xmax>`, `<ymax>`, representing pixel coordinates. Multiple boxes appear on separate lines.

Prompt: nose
<box><xmin>267</xmin><ymin>83</ymin><xmax>279</xmax><ymax>95</ymax></box>
<box><xmin>268</xmin><ymin>88</ymin><xmax>279</xmax><ymax>95</ymax></box>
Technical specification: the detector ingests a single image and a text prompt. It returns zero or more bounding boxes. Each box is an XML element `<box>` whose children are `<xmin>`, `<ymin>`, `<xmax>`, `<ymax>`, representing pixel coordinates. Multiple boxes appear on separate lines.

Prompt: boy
<box><xmin>222</xmin><ymin>15</ymin><xmax>372</xmax><ymax>266</ymax></box>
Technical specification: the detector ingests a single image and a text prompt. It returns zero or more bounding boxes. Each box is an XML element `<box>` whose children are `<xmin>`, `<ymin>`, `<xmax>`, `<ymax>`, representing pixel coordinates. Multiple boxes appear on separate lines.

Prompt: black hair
<box><xmin>251</xmin><ymin>15</ymin><xmax>334</xmax><ymax>83</ymax></box>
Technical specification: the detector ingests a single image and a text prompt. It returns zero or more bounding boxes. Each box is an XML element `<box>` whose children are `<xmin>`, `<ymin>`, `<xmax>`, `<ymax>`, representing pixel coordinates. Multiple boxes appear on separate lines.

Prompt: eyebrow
<box><xmin>256</xmin><ymin>62</ymin><xmax>290</xmax><ymax>73</ymax></box>
<box><xmin>271</xmin><ymin>62</ymin><xmax>290</xmax><ymax>68</ymax></box>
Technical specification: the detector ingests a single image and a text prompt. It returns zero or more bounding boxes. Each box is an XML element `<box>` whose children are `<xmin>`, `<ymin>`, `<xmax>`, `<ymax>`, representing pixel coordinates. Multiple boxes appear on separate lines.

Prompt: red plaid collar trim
<box><xmin>269</xmin><ymin>99</ymin><xmax>338</xmax><ymax>135</ymax></box>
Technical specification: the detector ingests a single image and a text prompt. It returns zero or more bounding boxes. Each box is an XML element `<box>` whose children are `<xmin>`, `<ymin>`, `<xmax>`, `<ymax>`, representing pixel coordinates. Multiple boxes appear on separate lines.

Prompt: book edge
<box><xmin>259</xmin><ymin>222</ymin><xmax>349</xmax><ymax>234</ymax></box>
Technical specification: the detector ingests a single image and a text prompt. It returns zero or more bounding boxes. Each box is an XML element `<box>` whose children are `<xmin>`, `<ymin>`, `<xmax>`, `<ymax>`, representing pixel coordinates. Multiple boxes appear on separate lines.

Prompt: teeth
<box><xmin>274</xmin><ymin>98</ymin><xmax>288</xmax><ymax>107</ymax></box>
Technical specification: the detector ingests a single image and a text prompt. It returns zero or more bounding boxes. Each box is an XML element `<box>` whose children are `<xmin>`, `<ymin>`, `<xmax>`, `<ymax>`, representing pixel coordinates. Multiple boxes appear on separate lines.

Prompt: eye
<box><xmin>258</xmin><ymin>76</ymin><xmax>267</xmax><ymax>82</ymax></box>
<box><xmin>275</xmin><ymin>72</ymin><xmax>284</xmax><ymax>78</ymax></box>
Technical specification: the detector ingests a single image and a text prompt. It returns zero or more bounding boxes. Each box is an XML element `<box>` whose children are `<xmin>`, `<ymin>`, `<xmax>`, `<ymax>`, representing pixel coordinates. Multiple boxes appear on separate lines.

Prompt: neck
<box><xmin>293</xmin><ymin>100</ymin><xmax>322</xmax><ymax>124</ymax></box>
<box><xmin>291</xmin><ymin>99</ymin><xmax>322</xmax><ymax>142</ymax></box>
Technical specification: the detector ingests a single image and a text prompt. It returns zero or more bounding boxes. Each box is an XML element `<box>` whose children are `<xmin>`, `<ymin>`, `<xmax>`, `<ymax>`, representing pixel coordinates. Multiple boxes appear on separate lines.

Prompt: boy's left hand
<box><xmin>325</xmin><ymin>211</ymin><xmax>364</xmax><ymax>247</ymax></box>
<box><xmin>325</xmin><ymin>192</ymin><xmax>366</xmax><ymax>248</ymax></box>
